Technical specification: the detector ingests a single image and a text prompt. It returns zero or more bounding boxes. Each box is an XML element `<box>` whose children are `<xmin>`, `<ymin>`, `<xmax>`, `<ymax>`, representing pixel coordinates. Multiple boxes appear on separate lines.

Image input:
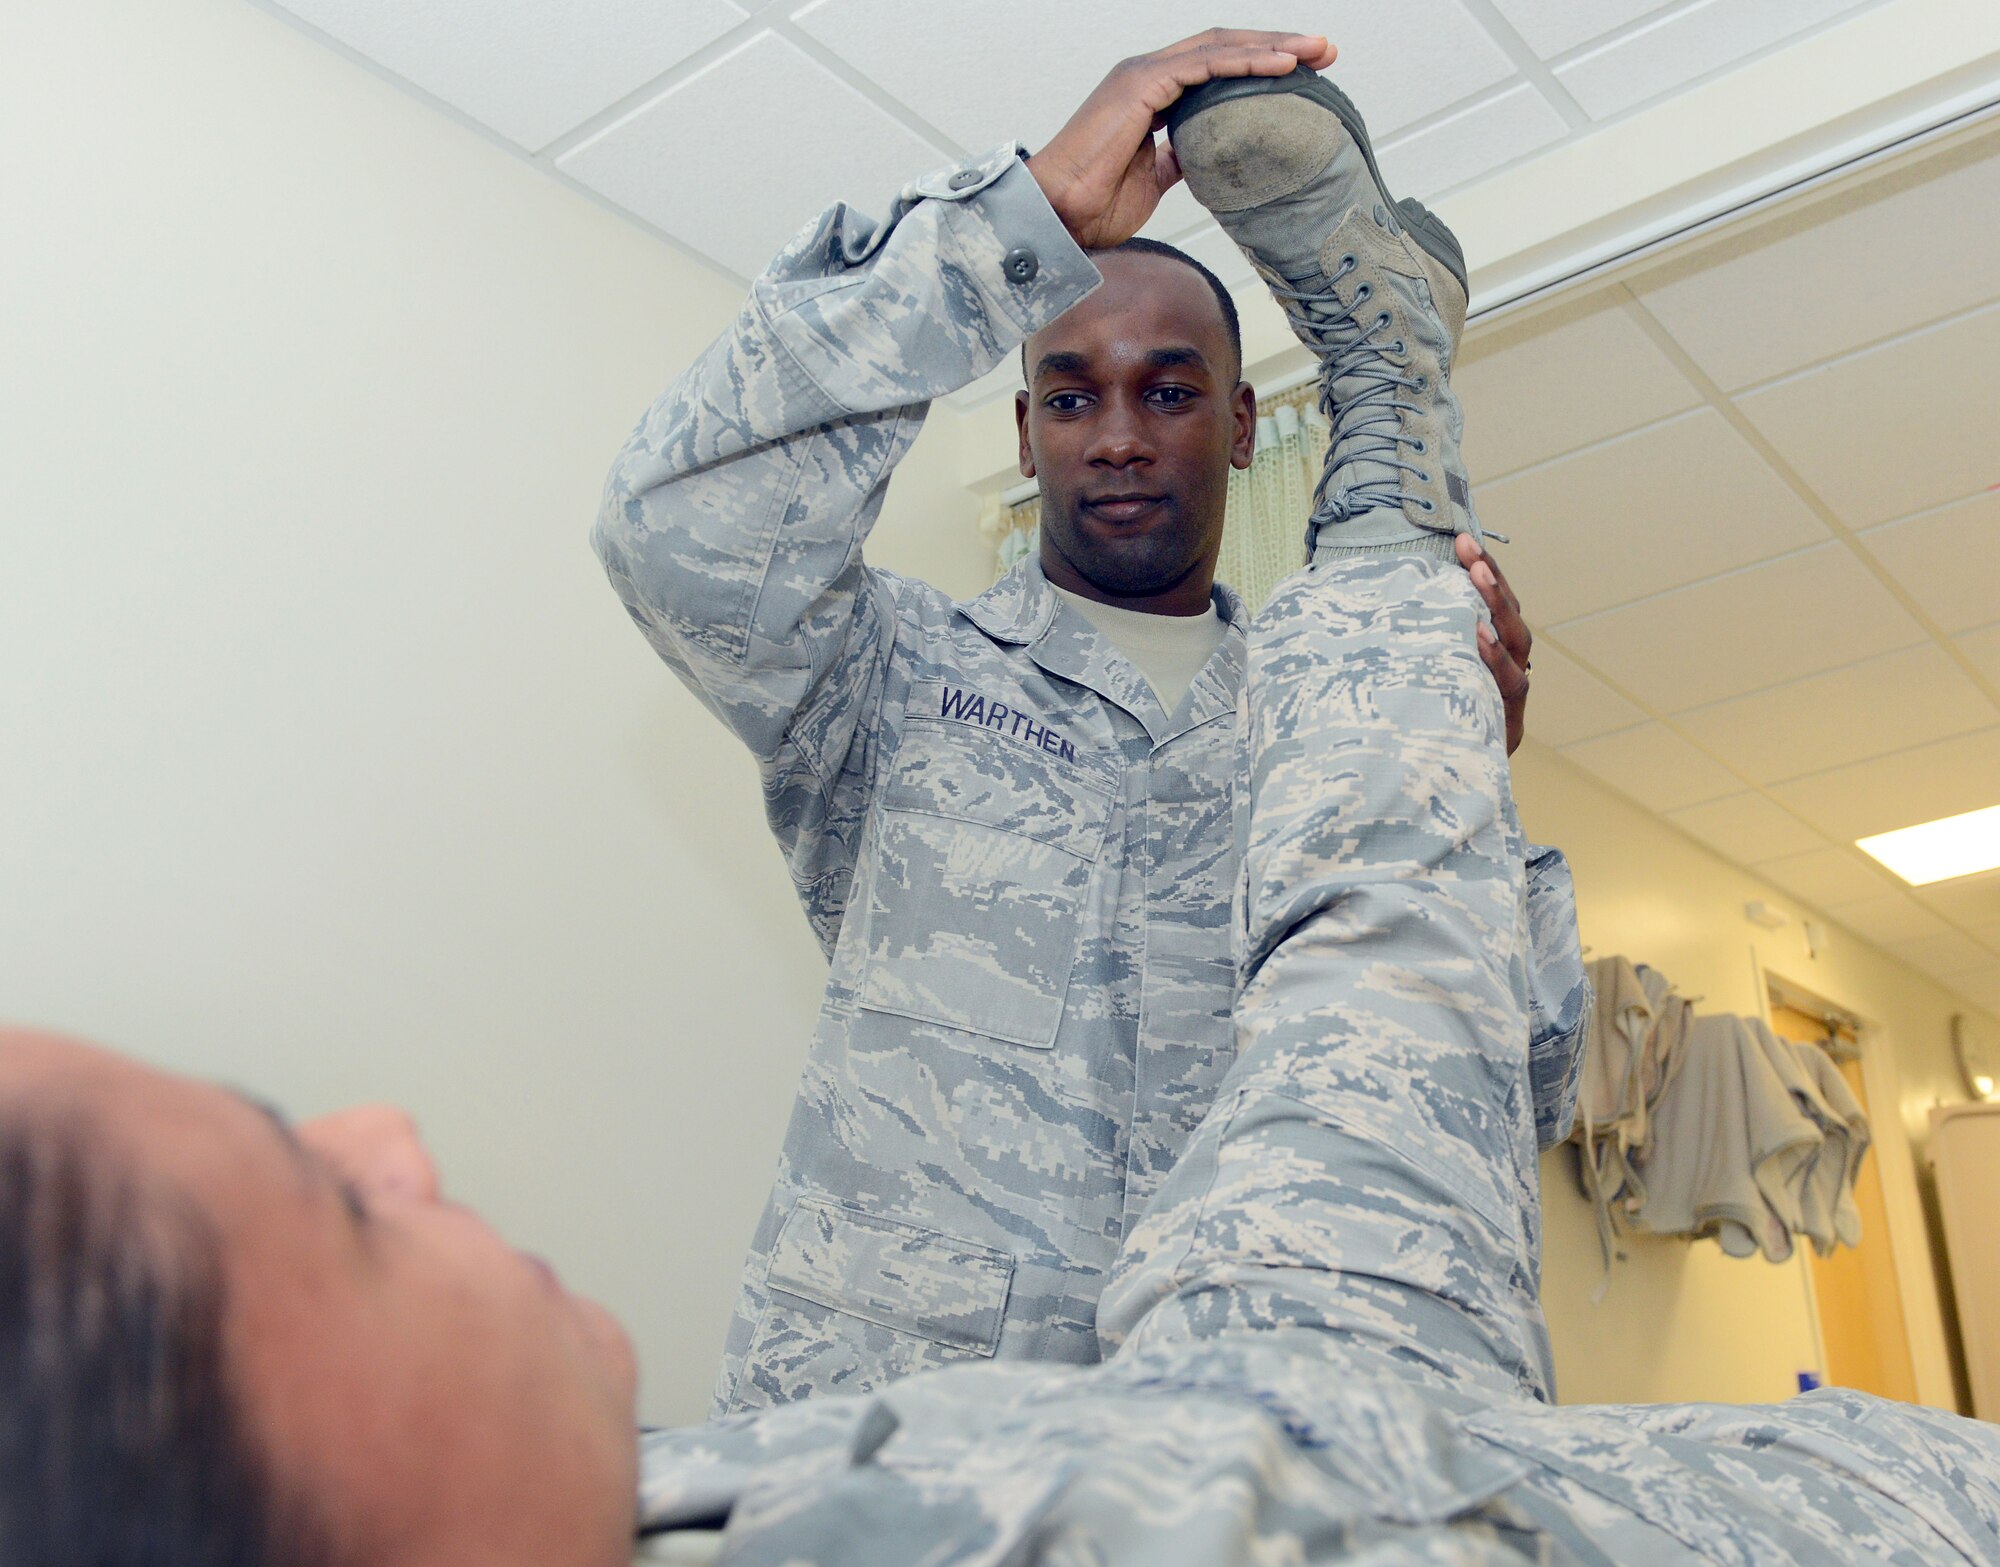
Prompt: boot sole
<box><xmin>1396</xmin><ymin>197</ymin><xmax>1468</xmax><ymax>301</ymax></box>
<box><xmin>1166</xmin><ymin>68</ymin><xmax>1470</xmax><ymax>301</ymax></box>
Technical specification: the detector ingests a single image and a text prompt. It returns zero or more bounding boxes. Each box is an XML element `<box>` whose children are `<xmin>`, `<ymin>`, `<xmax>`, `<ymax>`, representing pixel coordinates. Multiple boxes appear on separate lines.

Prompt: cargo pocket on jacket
<box><xmin>856</xmin><ymin>716</ymin><xmax>1113</xmax><ymax>1049</ymax></box>
<box><xmin>735</xmin><ymin>1198</ymin><xmax>1015</xmax><ymax>1412</ymax></box>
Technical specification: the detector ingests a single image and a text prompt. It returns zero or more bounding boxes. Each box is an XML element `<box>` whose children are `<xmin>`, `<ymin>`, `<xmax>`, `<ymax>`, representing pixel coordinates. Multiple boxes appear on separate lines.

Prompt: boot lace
<box><xmin>1267</xmin><ymin>255</ymin><xmax>1432</xmax><ymax>527</ymax></box>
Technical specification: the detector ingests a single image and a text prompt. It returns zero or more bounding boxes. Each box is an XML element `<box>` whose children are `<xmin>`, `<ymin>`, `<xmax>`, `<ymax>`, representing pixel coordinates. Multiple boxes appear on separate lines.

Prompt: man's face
<box><xmin>1016</xmin><ymin>250</ymin><xmax>1255</xmax><ymax>610</ymax></box>
<box><xmin>0</xmin><ymin>1033</ymin><xmax>638</xmax><ymax>1567</ymax></box>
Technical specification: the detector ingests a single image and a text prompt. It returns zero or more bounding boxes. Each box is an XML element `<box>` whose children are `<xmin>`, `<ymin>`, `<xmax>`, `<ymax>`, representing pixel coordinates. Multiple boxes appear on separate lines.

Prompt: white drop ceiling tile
<box><xmin>795</xmin><ymin>0</ymin><xmax>1513</xmax><ymax>150</ymax></box>
<box><xmin>1559</xmin><ymin>722</ymin><xmax>1740</xmax><ymax>812</ymax></box>
<box><xmin>1487</xmin><ymin>0</ymin><xmax>1677</xmax><ymax>58</ymax></box>
<box><xmin>1959</xmin><ymin>622</ymin><xmax>2000</xmax><ymax>687</ymax></box>
<box><xmin>1753</xmin><ymin>845</ymin><xmax>1900</xmax><ymax>911</ymax></box>
<box><xmin>795</xmin><ymin>0</ymin><xmax>1213</xmax><ymax>150</ymax></box>
<box><xmin>270</xmin><ymin>0</ymin><xmax>747</xmax><ymax>151</ymax></box>
<box><xmin>1770</xmin><ymin>724</ymin><xmax>2000</xmax><ymax>841</ymax></box>
<box><xmin>1554</xmin><ymin>0</ymin><xmax>1876</xmax><ymax>120</ymax></box>
<box><xmin>557</xmin><ymin>33</ymin><xmax>944</xmax><ymax>280</ymax></box>
<box><xmin>1913</xmin><ymin>868</ymin><xmax>2000</xmax><ymax>931</ymax></box>
<box><xmin>1885</xmin><ymin>930</ymin><xmax>1996</xmax><ymax>978</ymax></box>
<box><xmin>796</xmin><ymin>0</ymin><xmax>1125</xmax><ymax>151</ymax></box>
<box><xmin>1458</xmin><ymin>298</ymin><xmax>1703</xmax><ymax>481</ymax></box>
<box><xmin>1861</xmin><ymin>489</ymin><xmax>2000</xmax><ymax>634</ymax></box>
<box><xmin>1275</xmin><ymin>0</ymin><xmax>1518</xmax><ymax>134</ymax></box>
<box><xmin>1632</xmin><ymin>132</ymin><xmax>2000</xmax><ymax>390</ymax></box>
<box><xmin>1736</xmin><ymin>301</ymin><xmax>2000</xmax><ymax>528</ymax></box>
<box><xmin>1477</xmin><ymin>409</ymin><xmax>1826</xmax><ymax>625</ymax></box>
<box><xmin>1672</xmin><ymin>644</ymin><xmax>1998</xmax><ymax>786</ymax></box>
<box><xmin>1521</xmin><ymin>640</ymin><xmax>1647</xmax><ymax>746</ymax></box>
<box><xmin>1552</xmin><ymin>543</ymin><xmax>1925</xmax><ymax>713</ymax></box>
<box><xmin>1375</xmin><ymin>83</ymin><xmax>1568</xmax><ymax>201</ymax></box>
<box><xmin>1952</xmin><ymin>968</ymin><xmax>2000</xmax><ymax>1014</ymax></box>
<box><xmin>1822</xmin><ymin>891</ymin><xmax>1953</xmax><ymax>947</ymax></box>
<box><xmin>1666</xmin><ymin>792</ymin><xmax>1824</xmax><ymax>864</ymax></box>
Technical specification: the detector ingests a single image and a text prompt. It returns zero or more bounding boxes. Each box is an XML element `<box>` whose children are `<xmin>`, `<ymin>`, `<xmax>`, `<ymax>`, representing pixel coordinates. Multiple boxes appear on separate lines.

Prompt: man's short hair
<box><xmin>0</xmin><ymin>1110</ymin><xmax>332</xmax><ymax>1567</ymax></box>
<box><xmin>1021</xmin><ymin>236</ymin><xmax>1244</xmax><ymax>383</ymax></box>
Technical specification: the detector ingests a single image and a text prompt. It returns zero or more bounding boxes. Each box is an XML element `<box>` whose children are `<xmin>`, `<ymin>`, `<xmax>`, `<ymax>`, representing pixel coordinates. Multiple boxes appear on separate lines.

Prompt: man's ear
<box><xmin>1014</xmin><ymin>390</ymin><xmax>1036</xmax><ymax>479</ymax></box>
<box><xmin>1230</xmin><ymin>381</ymin><xmax>1257</xmax><ymax>470</ymax></box>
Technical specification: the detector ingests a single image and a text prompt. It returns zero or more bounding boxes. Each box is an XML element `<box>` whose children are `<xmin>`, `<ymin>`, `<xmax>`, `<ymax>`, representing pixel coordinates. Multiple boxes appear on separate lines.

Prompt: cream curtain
<box><xmin>980</xmin><ymin>380</ymin><xmax>1328</xmax><ymax>613</ymax></box>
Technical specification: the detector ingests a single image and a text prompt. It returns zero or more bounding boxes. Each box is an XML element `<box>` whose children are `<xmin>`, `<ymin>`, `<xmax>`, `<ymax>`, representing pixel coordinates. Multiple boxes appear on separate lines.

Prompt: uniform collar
<box><xmin>956</xmin><ymin>554</ymin><xmax>1248</xmax><ymax>742</ymax></box>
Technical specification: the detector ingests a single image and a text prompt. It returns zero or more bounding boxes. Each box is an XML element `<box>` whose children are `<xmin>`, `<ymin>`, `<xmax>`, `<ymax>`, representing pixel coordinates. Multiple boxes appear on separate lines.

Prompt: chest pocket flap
<box><xmin>857</xmin><ymin>715</ymin><xmax>1114</xmax><ymax>1049</ymax></box>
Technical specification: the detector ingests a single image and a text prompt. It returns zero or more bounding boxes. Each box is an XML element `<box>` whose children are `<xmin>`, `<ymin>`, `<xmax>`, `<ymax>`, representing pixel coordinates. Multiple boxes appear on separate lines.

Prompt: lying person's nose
<box><xmin>299</xmin><ymin>1103</ymin><xmax>442</xmax><ymax>1203</ymax></box>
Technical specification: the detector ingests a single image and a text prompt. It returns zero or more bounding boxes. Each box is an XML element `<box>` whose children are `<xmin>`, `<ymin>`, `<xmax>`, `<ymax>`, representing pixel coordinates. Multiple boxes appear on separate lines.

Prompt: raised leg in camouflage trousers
<box><xmin>1100</xmin><ymin>548</ymin><xmax>1552</xmax><ymax>1408</ymax></box>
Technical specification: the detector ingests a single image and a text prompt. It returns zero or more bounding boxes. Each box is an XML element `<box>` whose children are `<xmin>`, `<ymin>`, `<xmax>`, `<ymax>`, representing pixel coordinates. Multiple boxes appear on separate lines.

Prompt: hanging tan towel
<box><xmin>1636</xmin><ymin>964</ymin><xmax>1692</xmax><ymax>1119</ymax></box>
<box><xmin>1634</xmin><ymin>1014</ymin><xmax>1822</xmax><ymax>1263</ymax></box>
<box><xmin>1793</xmin><ymin>1039</ymin><xmax>1871</xmax><ymax>1254</ymax></box>
<box><xmin>1742</xmin><ymin>1019</ymin><xmax>1828</xmax><ymax>1250</ymax></box>
<box><xmin>1574</xmin><ymin>957</ymin><xmax>1653</xmax><ymax>1290</ymax></box>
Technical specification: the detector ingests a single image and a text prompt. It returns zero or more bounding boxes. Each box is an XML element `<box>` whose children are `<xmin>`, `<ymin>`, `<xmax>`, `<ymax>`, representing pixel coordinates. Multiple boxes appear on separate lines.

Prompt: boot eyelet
<box><xmin>1356</xmin><ymin>283</ymin><xmax>1371</xmax><ymax>301</ymax></box>
<box><xmin>1411</xmin><ymin>439</ymin><xmax>1426</xmax><ymax>453</ymax></box>
<box><xmin>1417</xmin><ymin>471</ymin><xmax>1431</xmax><ymax>482</ymax></box>
<box><xmin>1418</xmin><ymin>500</ymin><xmax>1436</xmax><ymax>512</ymax></box>
<box><xmin>1391</xmin><ymin>340</ymin><xmax>1405</xmax><ymax>354</ymax></box>
<box><xmin>1415</xmin><ymin>376</ymin><xmax>1428</xmax><ymax>390</ymax></box>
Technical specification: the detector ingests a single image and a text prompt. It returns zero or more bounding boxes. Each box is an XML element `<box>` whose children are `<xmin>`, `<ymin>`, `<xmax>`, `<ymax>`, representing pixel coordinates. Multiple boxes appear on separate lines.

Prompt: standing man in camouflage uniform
<box><xmin>594</xmin><ymin>29</ymin><xmax>1590</xmax><ymax>1418</ymax></box>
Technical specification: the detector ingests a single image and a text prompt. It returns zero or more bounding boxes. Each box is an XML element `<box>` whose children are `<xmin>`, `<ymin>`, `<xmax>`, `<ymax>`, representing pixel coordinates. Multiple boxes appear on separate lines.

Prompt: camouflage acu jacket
<box><xmin>593</xmin><ymin>146</ymin><xmax>1590</xmax><ymax>1417</ymax></box>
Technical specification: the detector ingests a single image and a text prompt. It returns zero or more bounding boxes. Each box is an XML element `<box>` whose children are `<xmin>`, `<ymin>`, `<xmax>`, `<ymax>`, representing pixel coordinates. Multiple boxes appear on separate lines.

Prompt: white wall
<box><xmin>0</xmin><ymin>0</ymin><xmax>987</xmax><ymax>1425</ymax></box>
<box><xmin>1516</xmin><ymin>741</ymin><xmax>1985</xmax><ymax>1412</ymax></box>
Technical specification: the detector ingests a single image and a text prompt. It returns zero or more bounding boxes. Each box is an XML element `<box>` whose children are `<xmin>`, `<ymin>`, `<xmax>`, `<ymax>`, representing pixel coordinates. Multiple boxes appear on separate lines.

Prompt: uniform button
<box><xmin>1003</xmin><ymin>247</ymin><xmax>1039</xmax><ymax>284</ymax></box>
<box><xmin>948</xmin><ymin>169</ymin><xmax>982</xmax><ymax>190</ymax></box>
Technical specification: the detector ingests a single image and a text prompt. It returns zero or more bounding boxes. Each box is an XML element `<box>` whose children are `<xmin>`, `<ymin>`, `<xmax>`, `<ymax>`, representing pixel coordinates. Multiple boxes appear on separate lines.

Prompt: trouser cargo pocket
<box><xmin>735</xmin><ymin>1196</ymin><xmax>1015</xmax><ymax>1410</ymax></box>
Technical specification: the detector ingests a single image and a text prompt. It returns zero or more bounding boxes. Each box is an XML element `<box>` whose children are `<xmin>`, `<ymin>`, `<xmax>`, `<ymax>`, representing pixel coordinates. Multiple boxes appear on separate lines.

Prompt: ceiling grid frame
<box><xmin>1523</xmin><ymin>247</ymin><xmax>2000</xmax><ymax>991</ymax></box>
<box><xmin>1616</xmin><ymin>287</ymin><xmax>2000</xmax><ymax>718</ymax></box>
<box><xmin>1451</xmin><ymin>0</ymin><xmax>1599</xmax><ymax>130</ymax></box>
<box><xmin>253</xmin><ymin>0</ymin><xmax>1911</xmax><ymax>292</ymax></box>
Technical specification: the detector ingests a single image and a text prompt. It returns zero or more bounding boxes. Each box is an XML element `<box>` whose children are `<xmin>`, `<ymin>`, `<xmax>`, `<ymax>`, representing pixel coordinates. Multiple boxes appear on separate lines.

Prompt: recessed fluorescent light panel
<box><xmin>1857</xmin><ymin>804</ymin><xmax>2000</xmax><ymax>886</ymax></box>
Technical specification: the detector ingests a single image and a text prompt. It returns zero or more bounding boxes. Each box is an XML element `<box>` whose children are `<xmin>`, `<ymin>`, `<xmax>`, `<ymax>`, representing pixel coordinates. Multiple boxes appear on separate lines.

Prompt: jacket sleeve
<box><xmin>593</xmin><ymin>148</ymin><xmax>1099</xmax><ymax>952</ymax></box>
<box><xmin>1524</xmin><ymin>843</ymin><xmax>1592</xmax><ymax>1149</ymax></box>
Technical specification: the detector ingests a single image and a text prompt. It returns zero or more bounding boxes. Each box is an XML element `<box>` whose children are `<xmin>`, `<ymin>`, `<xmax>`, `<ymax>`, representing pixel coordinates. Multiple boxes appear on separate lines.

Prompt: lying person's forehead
<box><xmin>0</xmin><ymin>1034</ymin><xmax>280</xmax><ymax>1188</ymax></box>
<box><xmin>0</xmin><ymin>1029</ymin><xmax>135</xmax><ymax>1096</ymax></box>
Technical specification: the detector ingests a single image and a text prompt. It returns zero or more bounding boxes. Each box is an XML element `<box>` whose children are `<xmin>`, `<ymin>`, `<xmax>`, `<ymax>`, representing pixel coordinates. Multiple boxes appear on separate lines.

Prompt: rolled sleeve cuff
<box><xmin>943</xmin><ymin>149</ymin><xmax>1100</xmax><ymax>340</ymax></box>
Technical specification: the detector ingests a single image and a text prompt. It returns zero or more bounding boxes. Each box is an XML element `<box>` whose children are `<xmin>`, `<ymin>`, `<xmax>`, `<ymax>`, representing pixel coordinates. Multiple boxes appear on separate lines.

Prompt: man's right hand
<box><xmin>1027</xmin><ymin>31</ymin><xmax>1338</xmax><ymax>250</ymax></box>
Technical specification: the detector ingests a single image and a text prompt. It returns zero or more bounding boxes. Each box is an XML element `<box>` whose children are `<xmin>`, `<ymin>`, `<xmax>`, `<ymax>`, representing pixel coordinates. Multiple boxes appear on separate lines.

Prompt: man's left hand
<box><xmin>1458</xmin><ymin>534</ymin><xmax>1531</xmax><ymax>754</ymax></box>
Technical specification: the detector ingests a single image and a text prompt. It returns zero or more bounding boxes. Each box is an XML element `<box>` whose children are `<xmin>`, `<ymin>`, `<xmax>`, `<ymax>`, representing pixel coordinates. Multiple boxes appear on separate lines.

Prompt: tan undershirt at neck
<box><xmin>1052</xmin><ymin>585</ymin><xmax>1228</xmax><ymax>716</ymax></box>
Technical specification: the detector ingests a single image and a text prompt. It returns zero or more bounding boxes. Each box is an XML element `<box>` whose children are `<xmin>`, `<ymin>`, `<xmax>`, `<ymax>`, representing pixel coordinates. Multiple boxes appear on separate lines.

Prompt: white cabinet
<box><xmin>1930</xmin><ymin>1102</ymin><xmax>2000</xmax><ymax>1420</ymax></box>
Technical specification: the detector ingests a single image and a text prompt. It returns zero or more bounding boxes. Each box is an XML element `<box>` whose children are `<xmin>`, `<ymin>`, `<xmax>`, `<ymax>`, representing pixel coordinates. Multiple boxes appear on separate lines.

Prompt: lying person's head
<box><xmin>0</xmin><ymin>1028</ymin><xmax>638</xmax><ymax>1567</ymax></box>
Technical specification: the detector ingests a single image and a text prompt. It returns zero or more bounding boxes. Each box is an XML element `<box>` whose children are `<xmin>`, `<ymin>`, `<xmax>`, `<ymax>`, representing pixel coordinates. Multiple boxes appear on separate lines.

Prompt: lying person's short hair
<box><xmin>0</xmin><ymin>1109</ymin><xmax>330</xmax><ymax>1567</ymax></box>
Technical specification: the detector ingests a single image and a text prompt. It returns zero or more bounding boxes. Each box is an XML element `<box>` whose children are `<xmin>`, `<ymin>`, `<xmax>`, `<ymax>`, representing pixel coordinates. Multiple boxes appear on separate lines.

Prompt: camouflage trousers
<box><xmin>639</xmin><ymin>554</ymin><xmax>2000</xmax><ymax>1564</ymax></box>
